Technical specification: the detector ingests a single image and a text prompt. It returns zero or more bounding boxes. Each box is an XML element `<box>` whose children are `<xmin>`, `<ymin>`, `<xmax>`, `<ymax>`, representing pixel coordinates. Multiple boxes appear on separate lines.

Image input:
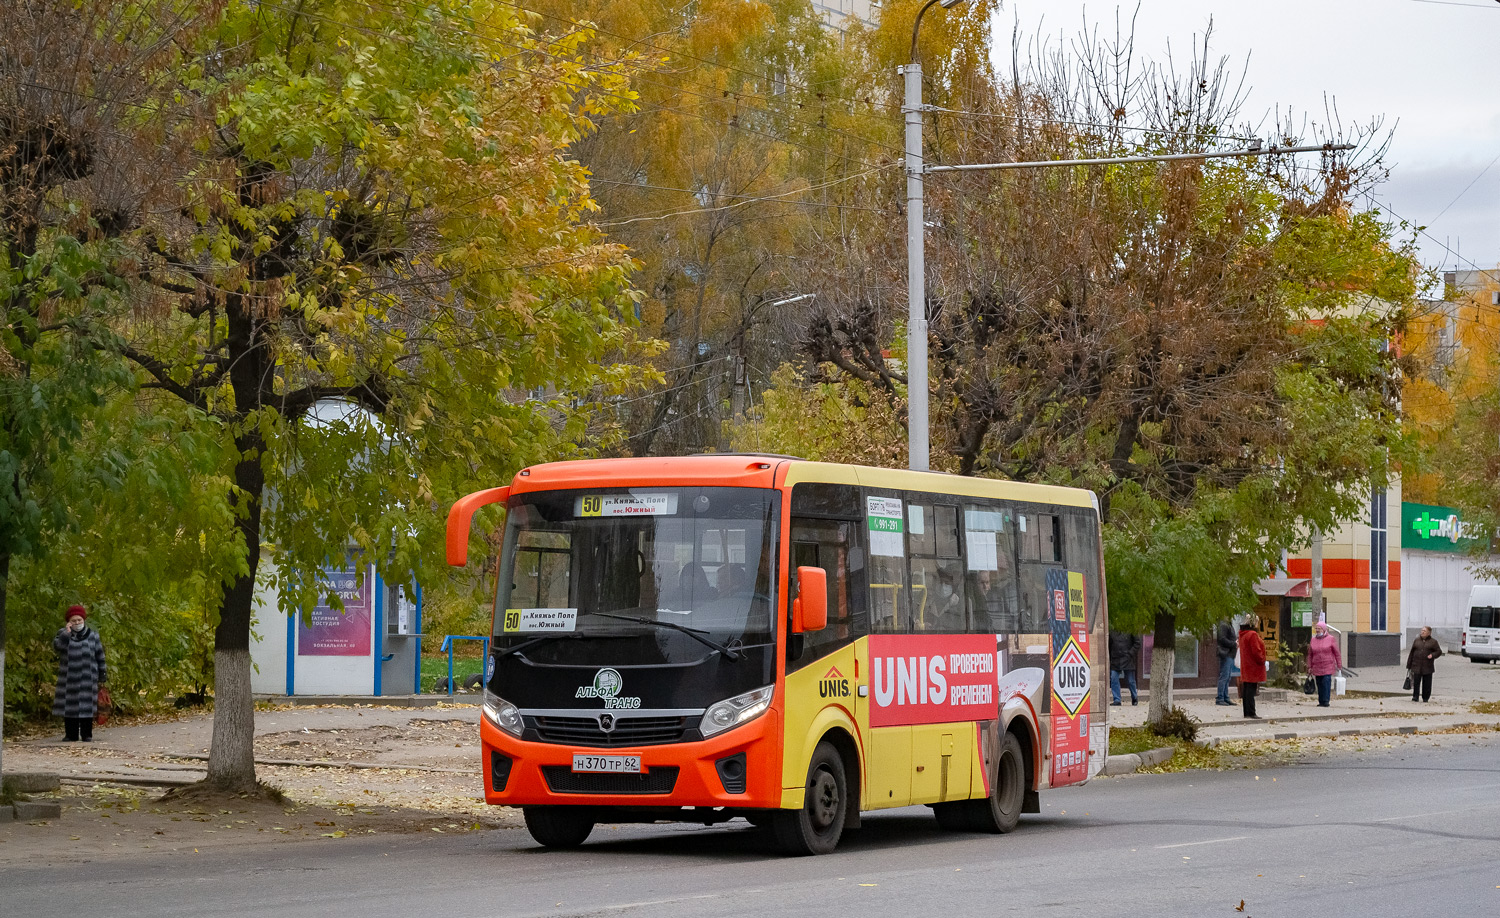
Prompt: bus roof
<box><xmin>505</xmin><ymin>455</ymin><xmax>1097</xmax><ymax>511</ymax></box>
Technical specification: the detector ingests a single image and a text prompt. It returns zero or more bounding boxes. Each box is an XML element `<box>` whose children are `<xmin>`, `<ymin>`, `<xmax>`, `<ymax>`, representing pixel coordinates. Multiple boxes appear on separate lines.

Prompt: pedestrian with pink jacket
<box><xmin>1305</xmin><ymin>622</ymin><xmax>1343</xmax><ymax>708</ymax></box>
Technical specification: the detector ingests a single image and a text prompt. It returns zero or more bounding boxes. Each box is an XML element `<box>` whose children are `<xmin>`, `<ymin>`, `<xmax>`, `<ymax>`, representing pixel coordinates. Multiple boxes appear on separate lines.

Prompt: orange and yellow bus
<box><xmin>446</xmin><ymin>455</ymin><xmax>1108</xmax><ymax>855</ymax></box>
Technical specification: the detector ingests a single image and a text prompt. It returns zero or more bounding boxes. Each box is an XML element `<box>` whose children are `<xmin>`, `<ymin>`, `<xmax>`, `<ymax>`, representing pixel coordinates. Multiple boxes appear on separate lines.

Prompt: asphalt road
<box><xmin>8</xmin><ymin>734</ymin><xmax>1500</xmax><ymax>918</ymax></box>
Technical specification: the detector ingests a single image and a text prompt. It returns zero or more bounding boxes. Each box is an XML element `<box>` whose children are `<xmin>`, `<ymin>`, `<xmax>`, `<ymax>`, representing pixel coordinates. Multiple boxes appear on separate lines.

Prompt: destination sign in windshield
<box><xmin>575</xmin><ymin>493</ymin><xmax>679</xmax><ymax>517</ymax></box>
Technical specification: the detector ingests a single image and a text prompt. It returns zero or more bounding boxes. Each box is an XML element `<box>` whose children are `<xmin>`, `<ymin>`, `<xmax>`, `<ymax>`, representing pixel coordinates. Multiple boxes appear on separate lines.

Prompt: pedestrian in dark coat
<box><xmin>1237</xmin><ymin>622</ymin><xmax>1267</xmax><ymax>720</ymax></box>
<box><xmin>53</xmin><ymin>604</ymin><xmax>107</xmax><ymax>742</ymax></box>
<box><xmin>1108</xmin><ymin>630</ymin><xmax>1141</xmax><ymax>706</ymax></box>
<box><xmin>1406</xmin><ymin>626</ymin><xmax>1443</xmax><ymax>702</ymax></box>
<box><xmin>1215</xmin><ymin>620</ymin><xmax>1238</xmax><ymax>706</ymax></box>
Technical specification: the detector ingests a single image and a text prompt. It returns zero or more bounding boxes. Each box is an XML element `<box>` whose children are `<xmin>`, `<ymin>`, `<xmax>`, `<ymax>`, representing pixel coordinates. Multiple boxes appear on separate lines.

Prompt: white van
<box><xmin>1461</xmin><ymin>584</ymin><xmax>1500</xmax><ymax>663</ymax></box>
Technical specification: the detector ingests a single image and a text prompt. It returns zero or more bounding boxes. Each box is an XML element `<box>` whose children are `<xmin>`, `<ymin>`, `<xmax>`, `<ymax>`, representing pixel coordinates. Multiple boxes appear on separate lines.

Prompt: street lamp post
<box><xmin>903</xmin><ymin>0</ymin><xmax>967</xmax><ymax>472</ymax></box>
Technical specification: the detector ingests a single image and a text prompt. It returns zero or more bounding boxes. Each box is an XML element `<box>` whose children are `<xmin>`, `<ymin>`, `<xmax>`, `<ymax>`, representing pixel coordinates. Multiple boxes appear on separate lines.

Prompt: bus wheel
<box><xmin>772</xmin><ymin>742</ymin><xmax>846</xmax><ymax>855</ymax></box>
<box><xmin>523</xmin><ymin>806</ymin><xmax>595</xmax><ymax>848</ymax></box>
<box><xmin>968</xmin><ymin>732</ymin><xmax>1025</xmax><ymax>834</ymax></box>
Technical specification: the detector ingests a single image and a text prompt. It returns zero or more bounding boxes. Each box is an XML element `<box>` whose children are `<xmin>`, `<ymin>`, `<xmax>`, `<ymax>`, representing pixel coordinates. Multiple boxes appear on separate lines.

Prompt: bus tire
<box><xmin>968</xmin><ymin>731</ymin><xmax>1025</xmax><ymax>834</ymax></box>
<box><xmin>523</xmin><ymin>806</ymin><xmax>595</xmax><ymax>848</ymax></box>
<box><xmin>772</xmin><ymin>741</ymin><xmax>846</xmax><ymax>855</ymax></box>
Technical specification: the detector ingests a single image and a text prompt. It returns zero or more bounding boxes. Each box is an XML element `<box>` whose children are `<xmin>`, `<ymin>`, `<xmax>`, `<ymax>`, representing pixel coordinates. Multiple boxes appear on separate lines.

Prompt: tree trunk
<box><xmin>204</xmin><ymin>433</ymin><xmax>265</xmax><ymax>791</ymax></box>
<box><xmin>1147</xmin><ymin>610</ymin><xmax>1177</xmax><ymax>725</ymax></box>
<box><xmin>0</xmin><ymin>552</ymin><xmax>8</xmax><ymax>785</ymax></box>
<box><xmin>206</xmin><ymin>646</ymin><xmax>255</xmax><ymax>789</ymax></box>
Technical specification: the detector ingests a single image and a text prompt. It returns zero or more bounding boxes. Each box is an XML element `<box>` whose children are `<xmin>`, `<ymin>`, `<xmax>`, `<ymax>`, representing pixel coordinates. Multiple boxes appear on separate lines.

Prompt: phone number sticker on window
<box><xmin>575</xmin><ymin>493</ymin><xmax>680</xmax><ymax>517</ymax></box>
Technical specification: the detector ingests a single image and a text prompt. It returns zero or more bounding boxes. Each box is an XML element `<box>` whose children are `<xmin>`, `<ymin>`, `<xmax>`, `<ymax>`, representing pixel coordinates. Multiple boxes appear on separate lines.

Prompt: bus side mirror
<box><xmin>446</xmin><ymin>486</ymin><xmax>511</xmax><ymax>566</ymax></box>
<box><xmin>793</xmin><ymin>566</ymin><xmax>828</xmax><ymax>633</ymax></box>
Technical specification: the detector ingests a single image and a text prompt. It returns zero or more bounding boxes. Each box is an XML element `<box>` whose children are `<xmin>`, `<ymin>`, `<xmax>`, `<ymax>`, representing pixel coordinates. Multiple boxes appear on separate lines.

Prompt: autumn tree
<box><xmin>0</xmin><ymin>0</ymin><xmax>220</xmax><ymax>777</ymax></box>
<box><xmin>522</xmin><ymin>0</ymin><xmax>917</xmax><ymax>456</ymax></box>
<box><xmin>771</xmin><ymin>19</ymin><xmax>1421</xmax><ymax>720</ymax></box>
<box><xmin>19</xmin><ymin>0</ymin><xmax>642</xmax><ymax>792</ymax></box>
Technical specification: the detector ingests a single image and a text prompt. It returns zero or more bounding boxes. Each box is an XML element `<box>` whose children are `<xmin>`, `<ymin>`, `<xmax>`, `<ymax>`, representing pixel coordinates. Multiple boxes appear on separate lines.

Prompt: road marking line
<box><xmin>1155</xmin><ymin>836</ymin><xmax>1248</xmax><ymax>849</ymax></box>
<box><xmin>598</xmin><ymin>894</ymin><xmax>725</xmax><ymax>911</ymax></box>
<box><xmin>1373</xmin><ymin>802</ymin><xmax>1500</xmax><ymax>823</ymax></box>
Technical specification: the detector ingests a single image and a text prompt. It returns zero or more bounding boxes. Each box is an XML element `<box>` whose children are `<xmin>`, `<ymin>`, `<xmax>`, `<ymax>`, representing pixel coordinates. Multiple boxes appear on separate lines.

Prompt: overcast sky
<box><xmin>996</xmin><ymin>0</ymin><xmax>1500</xmax><ymax>280</ymax></box>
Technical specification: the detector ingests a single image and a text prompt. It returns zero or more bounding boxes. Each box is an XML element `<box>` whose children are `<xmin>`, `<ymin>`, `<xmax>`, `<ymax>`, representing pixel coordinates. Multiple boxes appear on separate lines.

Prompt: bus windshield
<box><xmin>494</xmin><ymin>487</ymin><xmax>778</xmax><ymax>664</ymax></box>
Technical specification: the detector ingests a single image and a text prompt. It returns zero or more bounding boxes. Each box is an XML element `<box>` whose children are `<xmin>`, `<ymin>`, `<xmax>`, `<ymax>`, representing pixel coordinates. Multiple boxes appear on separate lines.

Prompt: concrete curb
<box><xmin>1102</xmin><ymin>746</ymin><xmax>1175</xmax><ymax>775</ymax></box>
<box><xmin>2</xmin><ymin>772</ymin><xmax>62</xmax><ymax>794</ymax></box>
<box><xmin>1196</xmin><ymin>719</ymin><xmax>1498</xmax><ymax>746</ymax></box>
<box><xmin>168</xmin><ymin>753</ymin><xmax>469</xmax><ymax>774</ymax></box>
<box><xmin>254</xmin><ymin>695</ymin><xmax>475</xmax><ymax>708</ymax></box>
<box><xmin>12</xmin><ymin>800</ymin><xmax>63</xmax><ymax>820</ymax></box>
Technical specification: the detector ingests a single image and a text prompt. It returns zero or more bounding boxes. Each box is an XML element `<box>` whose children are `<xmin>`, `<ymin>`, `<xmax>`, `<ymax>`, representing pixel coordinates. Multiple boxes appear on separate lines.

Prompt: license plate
<box><xmin>572</xmin><ymin>754</ymin><xmax>641</xmax><ymax>774</ymax></box>
<box><xmin>1474</xmin><ymin>636</ymin><xmax>1489</xmax><ymax>644</ymax></box>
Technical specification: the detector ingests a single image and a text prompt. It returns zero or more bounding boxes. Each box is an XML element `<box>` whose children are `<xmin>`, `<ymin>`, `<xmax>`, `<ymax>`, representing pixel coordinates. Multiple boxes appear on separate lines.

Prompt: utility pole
<box><xmin>1311</xmin><ymin>527</ymin><xmax>1324</xmax><ymax>626</ymax></box>
<box><xmin>903</xmin><ymin>57</ymin><xmax>928</xmax><ymax>471</ymax></box>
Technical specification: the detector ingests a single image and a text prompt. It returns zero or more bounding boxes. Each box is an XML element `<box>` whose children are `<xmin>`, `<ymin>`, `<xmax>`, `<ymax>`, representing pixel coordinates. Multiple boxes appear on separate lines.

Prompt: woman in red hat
<box><xmin>53</xmin><ymin>605</ymin><xmax>107</xmax><ymax>742</ymax></box>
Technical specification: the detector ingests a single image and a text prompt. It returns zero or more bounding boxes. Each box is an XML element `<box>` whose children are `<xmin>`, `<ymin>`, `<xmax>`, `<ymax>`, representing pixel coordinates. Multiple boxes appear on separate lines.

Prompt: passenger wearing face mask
<box><xmin>932</xmin><ymin>573</ymin><xmax>964</xmax><ymax>630</ymax></box>
<box><xmin>53</xmin><ymin>604</ymin><xmax>107</xmax><ymax>742</ymax></box>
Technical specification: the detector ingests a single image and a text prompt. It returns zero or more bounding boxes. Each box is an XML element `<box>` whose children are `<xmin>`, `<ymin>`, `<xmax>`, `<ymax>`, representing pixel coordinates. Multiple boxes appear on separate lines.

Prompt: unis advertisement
<box><xmin>298</xmin><ymin>566</ymin><xmax>373</xmax><ymax>657</ymax></box>
<box><xmin>868</xmin><ymin>634</ymin><xmax>1002</xmax><ymax>727</ymax></box>
<box><xmin>1048</xmin><ymin>568</ymin><xmax>1090</xmax><ymax>787</ymax></box>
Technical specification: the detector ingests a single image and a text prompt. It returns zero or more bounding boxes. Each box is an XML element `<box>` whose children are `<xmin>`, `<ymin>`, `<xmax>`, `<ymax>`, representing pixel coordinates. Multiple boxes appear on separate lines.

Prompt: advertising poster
<box><xmin>868</xmin><ymin>633</ymin><xmax>1002</xmax><ymax>727</ymax></box>
<box><xmin>1048</xmin><ymin>568</ymin><xmax>1090</xmax><ymax>786</ymax></box>
<box><xmin>298</xmin><ymin>566</ymin><xmax>372</xmax><ymax>656</ymax></box>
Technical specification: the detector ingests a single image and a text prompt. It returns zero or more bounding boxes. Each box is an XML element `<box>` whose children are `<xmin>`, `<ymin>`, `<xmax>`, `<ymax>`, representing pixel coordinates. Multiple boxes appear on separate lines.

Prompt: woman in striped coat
<box><xmin>53</xmin><ymin>604</ymin><xmax>107</xmax><ymax>742</ymax></box>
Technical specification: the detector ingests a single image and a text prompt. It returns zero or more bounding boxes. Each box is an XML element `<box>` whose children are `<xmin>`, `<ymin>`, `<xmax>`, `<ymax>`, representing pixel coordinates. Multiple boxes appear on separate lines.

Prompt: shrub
<box><xmin>1147</xmin><ymin>706</ymin><xmax>1200</xmax><ymax>743</ymax></box>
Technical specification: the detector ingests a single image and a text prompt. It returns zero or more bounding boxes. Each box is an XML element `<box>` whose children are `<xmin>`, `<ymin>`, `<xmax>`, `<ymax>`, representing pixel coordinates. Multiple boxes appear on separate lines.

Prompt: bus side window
<box><xmin>965</xmin><ymin>505</ymin><xmax>1018</xmax><ymax>633</ymax></box>
<box><xmin>790</xmin><ymin>518</ymin><xmax>864</xmax><ymax>669</ymax></box>
<box><xmin>911</xmin><ymin>503</ymin><xmax>965</xmax><ymax>633</ymax></box>
<box><xmin>864</xmin><ymin>492</ymin><xmax>908</xmax><ymax>633</ymax></box>
<box><xmin>1063</xmin><ymin>511</ymin><xmax>1103</xmax><ymax>629</ymax></box>
<box><xmin>1016</xmin><ymin>510</ymin><xmax>1061</xmax><ymax>632</ymax></box>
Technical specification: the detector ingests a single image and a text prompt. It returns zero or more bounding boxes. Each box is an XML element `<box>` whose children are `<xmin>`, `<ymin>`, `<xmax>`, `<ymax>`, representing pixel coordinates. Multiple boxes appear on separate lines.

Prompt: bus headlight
<box><xmin>700</xmin><ymin>686</ymin><xmax>774</xmax><ymax>737</ymax></box>
<box><xmin>482</xmin><ymin>690</ymin><xmax>523</xmax><ymax>737</ymax></box>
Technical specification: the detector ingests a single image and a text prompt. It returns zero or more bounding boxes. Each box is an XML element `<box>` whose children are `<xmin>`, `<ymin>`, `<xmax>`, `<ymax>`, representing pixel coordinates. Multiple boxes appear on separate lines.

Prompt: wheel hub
<box><xmin>810</xmin><ymin>768</ymin><xmax>840</xmax><ymax>829</ymax></box>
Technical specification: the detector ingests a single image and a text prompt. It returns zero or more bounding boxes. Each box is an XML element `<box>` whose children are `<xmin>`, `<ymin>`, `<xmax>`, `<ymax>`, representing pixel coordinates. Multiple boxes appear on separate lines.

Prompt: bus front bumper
<box><xmin>479</xmin><ymin>709</ymin><xmax>784</xmax><ymax>810</ymax></box>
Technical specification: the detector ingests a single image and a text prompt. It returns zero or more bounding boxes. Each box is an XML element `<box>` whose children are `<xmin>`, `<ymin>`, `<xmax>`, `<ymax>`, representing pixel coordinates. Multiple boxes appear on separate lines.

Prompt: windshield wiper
<box><xmin>587</xmin><ymin>611</ymin><xmax>742</xmax><ymax>661</ymax></box>
<box><xmin>494</xmin><ymin>633</ymin><xmax>581</xmax><ymax>660</ymax></box>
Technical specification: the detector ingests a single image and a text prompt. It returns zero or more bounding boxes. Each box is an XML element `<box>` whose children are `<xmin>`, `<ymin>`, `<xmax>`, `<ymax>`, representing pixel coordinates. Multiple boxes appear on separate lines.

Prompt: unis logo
<box><xmin>819</xmin><ymin>665</ymin><xmax>851</xmax><ymax>699</ymax></box>
<box><xmin>1051</xmin><ymin>638</ymin><xmax>1090</xmax><ymax>716</ymax></box>
<box><xmin>576</xmin><ymin>668</ymin><xmax>623</xmax><ymax>699</ymax></box>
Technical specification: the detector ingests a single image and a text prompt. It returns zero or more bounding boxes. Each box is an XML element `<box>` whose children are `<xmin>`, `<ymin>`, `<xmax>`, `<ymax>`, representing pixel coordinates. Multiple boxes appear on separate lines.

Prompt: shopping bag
<box><xmin>1301</xmin><ymin>676</ymin><xmax>1315</xmax><ymax>694</ymax></box>
<box><xmin>1334</xmin><ymin>675</ymin><xmax>1347</xmax><ymax>696</ymax></box>
<box><xmin>1402</xmin><ymin>671</ymin><xmax>1412</xmax><ymax>691</ymax></box>
<box><xmin>95</xmin><ymin>686</ymin><xmax>112</xmax><ymax>726</ymax></box>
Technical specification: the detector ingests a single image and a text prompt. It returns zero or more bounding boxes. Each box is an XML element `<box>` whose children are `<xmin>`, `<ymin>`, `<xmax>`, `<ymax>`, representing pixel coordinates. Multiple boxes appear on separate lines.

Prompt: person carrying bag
<box><xmin>1305</xmin><ymin>621</ymin><xmax>1343</xmax><ymax>707</ymax></box>
<box><xmin>1406</xmin><ymin>626</ymin><xmax>1443</xmax><ymax>702</ymax></box>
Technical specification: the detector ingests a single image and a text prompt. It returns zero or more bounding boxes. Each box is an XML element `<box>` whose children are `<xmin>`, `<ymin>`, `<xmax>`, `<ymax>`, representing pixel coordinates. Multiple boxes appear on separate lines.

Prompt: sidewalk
<box><xmin>3</xmin><ymin>701</ymin><xmax>481</xmax><ymax>789</ymax></box>
<box><xmin>8</xmin><ymin>661</ymin><xmax>1500</xmax><ymax>787</ymax></box>
<box><xmin>1108</xmin><ymin>661</ymin><xmax>1500</xmax><ymax>744</ymax></box>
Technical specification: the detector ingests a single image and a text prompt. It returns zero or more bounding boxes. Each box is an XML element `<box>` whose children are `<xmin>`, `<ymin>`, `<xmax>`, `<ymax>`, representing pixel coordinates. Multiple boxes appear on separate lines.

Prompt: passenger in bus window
<box><xmin>717</xmin><ymin>563</ymin><xmax>748</xmax><ymax>597</ymax></box>
<box><xmin>675</xmin><ymin>562</ymin><xmax>715</xmax><ymax>607</ymax></box>
<box><xmin>927</xmin><ymin>566</ymin><xmax>965</xmax><ymax>632</ymax></box>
